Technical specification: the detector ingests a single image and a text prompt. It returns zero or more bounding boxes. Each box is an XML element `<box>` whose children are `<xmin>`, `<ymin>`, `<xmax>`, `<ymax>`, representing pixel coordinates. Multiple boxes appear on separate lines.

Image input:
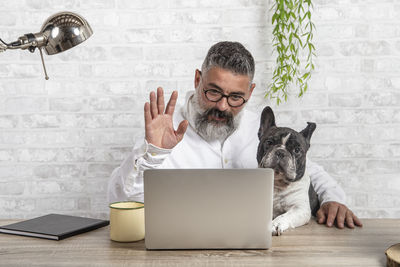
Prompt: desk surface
<box><xmin>0</xmin><ymin>219</ymin><xmax>398</xmax><ymax>266</ymax></box>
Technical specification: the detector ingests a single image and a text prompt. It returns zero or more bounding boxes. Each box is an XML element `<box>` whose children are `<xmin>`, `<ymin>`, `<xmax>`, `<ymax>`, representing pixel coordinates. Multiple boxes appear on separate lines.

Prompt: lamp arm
<box><xmin>0</xmin><ymin>34</ymin><xmax>50</xmax><ymax>79</ymax></box>
<box><xmin>0</xmin><ymin>38</ymin><xmax>10</xmax><ymax>52</ymax></box>
<box><xmin>0</xmin><ymin>33</ymin><xmax>47</xmax><ymax>52</ymax></box>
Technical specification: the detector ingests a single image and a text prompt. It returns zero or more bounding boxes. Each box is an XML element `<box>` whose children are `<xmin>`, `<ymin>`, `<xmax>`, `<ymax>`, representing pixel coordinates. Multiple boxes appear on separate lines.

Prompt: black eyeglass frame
<box><xmin>202</xmin><ymin>89</ymin><xmax>248</xmax><ymax>107</ymax></box>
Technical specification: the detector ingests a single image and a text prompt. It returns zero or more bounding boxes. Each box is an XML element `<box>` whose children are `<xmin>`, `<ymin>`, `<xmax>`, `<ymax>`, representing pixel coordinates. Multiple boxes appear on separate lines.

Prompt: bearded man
<box><xmin>107</xmin><ymin>41</ymin><xmax>362</xmax><ymax>229</ymax></box>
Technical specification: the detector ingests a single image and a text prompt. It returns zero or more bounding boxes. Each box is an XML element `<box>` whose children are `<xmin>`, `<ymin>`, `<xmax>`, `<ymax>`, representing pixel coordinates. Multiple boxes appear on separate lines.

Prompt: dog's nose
<box><xmin>276</xmin><ymin>150</ymin><xmax>285</xmax><ymax>159</ymax></box>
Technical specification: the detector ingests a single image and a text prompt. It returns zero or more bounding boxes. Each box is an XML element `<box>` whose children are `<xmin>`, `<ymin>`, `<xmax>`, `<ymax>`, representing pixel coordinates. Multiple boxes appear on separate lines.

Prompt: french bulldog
<box><xmin>257</xmin><ymin>106</ymin><xmax>319</xmax><ymax>235</ymax></box>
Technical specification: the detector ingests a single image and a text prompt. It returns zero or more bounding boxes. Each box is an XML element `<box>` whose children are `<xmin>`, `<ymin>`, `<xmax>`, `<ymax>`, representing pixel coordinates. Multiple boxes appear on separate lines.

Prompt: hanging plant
<box><xmin>267</xmin><ymin>0</ymin><xmax>316</xmax><ymax>104</ymax></box>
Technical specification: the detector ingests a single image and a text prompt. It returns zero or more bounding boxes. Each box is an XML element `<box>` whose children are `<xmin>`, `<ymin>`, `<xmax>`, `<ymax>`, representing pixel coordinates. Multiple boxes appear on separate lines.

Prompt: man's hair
<box><xmin>201</xmin><ymin>41</ymin><xmax>255</xmax><ymax>82</ymax></box>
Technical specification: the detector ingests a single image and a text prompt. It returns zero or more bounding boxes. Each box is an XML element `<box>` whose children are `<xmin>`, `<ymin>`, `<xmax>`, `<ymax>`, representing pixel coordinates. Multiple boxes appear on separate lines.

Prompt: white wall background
<box><xmin>0</xmin><ymin>0</ymin><xmax>399</xmax><ymax>219</ymax></box>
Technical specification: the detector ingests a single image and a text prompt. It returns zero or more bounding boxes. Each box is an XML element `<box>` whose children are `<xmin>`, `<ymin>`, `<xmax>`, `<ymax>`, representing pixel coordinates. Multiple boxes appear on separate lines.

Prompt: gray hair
<box><xmin>201</xmin><ymin>41</ymin><xmax>255</xmax><ymax>82</ymax></box>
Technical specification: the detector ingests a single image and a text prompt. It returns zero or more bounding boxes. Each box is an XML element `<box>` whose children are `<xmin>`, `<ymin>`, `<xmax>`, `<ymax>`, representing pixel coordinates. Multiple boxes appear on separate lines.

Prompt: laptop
<box><xmin>143</xmin><ymin>168</ymin><xmax>274</xmax><ymax>250</ymax></box>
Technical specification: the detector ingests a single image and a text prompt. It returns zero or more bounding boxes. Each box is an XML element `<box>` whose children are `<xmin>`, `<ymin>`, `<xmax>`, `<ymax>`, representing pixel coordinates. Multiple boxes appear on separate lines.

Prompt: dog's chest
<box><xmin>273</xmin><ymin>174</ymin><xmax>310</xmax><ymax>218</ymax></box>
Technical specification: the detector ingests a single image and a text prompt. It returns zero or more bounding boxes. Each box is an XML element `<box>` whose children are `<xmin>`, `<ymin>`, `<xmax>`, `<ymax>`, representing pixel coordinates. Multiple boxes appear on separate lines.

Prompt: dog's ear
<box><xmin>258</xmin><ymin>106</ymin><xmax>276</xmax><ymax>140</ymax></box>
<box><xmin>300</xmin><ymin>122</ymin><xmax>316</xmax><ymax>144</ymax></box>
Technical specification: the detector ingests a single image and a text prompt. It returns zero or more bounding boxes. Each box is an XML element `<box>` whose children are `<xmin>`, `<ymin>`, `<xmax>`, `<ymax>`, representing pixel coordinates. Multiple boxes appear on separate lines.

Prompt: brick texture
<box><xmin>0</xmin><ymin>0</ymin><xmax>399</xmax><ymax>219</ymax></box>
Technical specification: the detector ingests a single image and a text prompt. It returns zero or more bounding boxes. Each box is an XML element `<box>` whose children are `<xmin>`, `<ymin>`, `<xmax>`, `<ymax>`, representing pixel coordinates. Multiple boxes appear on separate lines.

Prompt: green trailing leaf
<box><xmin>267</xmin><ymin>0</ymin><xmax>315</xmax><ymax>104</ymax></box>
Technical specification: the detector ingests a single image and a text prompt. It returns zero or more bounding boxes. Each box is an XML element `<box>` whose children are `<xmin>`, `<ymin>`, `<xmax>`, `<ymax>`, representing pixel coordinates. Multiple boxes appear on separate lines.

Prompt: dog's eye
<box><xmin>294</xmin><ymin>147</ymin><xmax>301</xmax><ymax>154</ymax></box>
<box><xmin>263</xmin><ymin>140</ymin><xmax>272</xmax><ymax>150</ymax></box>
<box><xmin>265</xmin><ymin>140</ymin><xmax>273</xmax><ymax>145</ymax></box>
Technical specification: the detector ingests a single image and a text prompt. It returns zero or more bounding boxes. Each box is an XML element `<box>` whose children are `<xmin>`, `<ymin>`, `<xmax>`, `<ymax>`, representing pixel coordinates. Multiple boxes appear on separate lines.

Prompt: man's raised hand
<box><xmin>144</xmin><ymin>87</ymin><xmax>188</xmax><ymax>149</ymax></box>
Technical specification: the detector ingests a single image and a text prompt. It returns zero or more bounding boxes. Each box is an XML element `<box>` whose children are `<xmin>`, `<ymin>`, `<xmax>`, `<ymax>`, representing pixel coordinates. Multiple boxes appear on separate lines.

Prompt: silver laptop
<box><xmin>143</xmin><ymin>168</ymin><xmax>274</xmax><ymax>250</ymax></box>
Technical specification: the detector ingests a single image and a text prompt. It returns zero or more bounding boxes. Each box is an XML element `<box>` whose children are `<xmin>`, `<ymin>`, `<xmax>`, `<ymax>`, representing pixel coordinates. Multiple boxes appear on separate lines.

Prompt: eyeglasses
<box><xmin>203</xmin><ymin>89</ymin><xmax>247</xmax><ymax>107</ymax></box>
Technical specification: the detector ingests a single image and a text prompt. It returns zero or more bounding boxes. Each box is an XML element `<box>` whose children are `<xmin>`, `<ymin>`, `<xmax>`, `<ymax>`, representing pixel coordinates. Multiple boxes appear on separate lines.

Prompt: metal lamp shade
<box><xmin>40</xmin><ymin>11</ymin><xmax>93</xmax><ymax>55</ymax></box>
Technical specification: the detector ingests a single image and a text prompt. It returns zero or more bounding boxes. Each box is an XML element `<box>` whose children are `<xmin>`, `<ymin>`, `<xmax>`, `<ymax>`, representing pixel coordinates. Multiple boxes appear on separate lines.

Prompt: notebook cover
<box><xmin>0</xmin><ymin>214</ymin><xmax>109</xmax><ymax>240</ymax></box>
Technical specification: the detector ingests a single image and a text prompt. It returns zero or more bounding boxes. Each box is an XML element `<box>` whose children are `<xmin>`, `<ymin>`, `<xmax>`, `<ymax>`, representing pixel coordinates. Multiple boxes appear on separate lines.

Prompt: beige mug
<box><xmin>109</xmin><ymin>201</ymin><xmax>145</xmax><ymax>242</ymax></box>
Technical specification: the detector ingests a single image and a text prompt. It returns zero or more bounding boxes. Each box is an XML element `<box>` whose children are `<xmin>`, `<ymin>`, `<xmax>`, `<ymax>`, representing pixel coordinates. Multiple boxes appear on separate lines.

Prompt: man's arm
<box><xmin>107</xmin><ymin>87</ymin><xmax>188</xmax><ymax>203</ymax></box>
<box><xmin>107</xmin><ymin>138</ymin><xmax>172</xmax><ymax>204</ymax></box>
<box><xmin>307</xmin><ymin>159</ymin><xmax>362</xmax><ymax>229</ymax></box>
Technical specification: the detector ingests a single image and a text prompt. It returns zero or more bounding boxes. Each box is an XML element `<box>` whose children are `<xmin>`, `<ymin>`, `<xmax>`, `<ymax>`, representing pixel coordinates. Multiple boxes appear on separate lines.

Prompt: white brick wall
<box><xmin>0</xmin><ymin>0</ymin><xmax>399</xmax><ymax>219</ymax></box>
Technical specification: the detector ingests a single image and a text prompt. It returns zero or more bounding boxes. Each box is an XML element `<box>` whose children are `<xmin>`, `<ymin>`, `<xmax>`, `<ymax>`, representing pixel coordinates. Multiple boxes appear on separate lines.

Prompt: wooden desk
<box><xmin>0</xmin><ymin>219</ymin><xmax>398</xmax><ymax>266</ymax></box>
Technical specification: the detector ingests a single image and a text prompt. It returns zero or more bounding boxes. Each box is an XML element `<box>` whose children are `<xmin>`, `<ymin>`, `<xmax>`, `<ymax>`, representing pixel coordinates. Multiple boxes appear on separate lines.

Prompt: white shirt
<box><xmin>107</xmin><ymin>92</ymin><xmax>346</xmax><ymax>206</ymax></box>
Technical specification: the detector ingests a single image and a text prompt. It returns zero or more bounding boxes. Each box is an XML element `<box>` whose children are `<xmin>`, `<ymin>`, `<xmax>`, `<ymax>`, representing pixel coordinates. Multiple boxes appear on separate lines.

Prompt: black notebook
<box><xmin>0</xmin><ymin>214</ymin><xmax>109</xmax><ymax>240</ymax></box>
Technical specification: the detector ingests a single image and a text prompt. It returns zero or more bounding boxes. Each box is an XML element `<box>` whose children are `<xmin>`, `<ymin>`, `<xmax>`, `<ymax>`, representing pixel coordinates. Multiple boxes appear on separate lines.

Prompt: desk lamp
<box><xmin>0</xmin><ymin>11</ymin><xmax>93</xmax><ymax>80</ymax></box>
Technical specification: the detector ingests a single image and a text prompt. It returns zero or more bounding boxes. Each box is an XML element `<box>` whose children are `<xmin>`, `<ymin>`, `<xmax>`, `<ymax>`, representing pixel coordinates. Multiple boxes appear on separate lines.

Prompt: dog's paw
<box><xmin>272</xmin><ymin>217</ymin><xmax>290</xmax><ymax>236</ymax></box>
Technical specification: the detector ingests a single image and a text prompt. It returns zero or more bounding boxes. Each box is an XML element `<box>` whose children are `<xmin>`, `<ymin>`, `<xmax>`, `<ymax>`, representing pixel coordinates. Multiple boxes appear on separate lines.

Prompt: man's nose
<box><xmin>216</xmin><ymin>96</ymin><xmax>229</xmax><ymax>111</ymax></box>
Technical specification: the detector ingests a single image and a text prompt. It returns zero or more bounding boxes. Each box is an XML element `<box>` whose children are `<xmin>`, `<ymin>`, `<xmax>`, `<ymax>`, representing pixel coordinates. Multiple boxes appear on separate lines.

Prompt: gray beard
<box><xmin>190</xmin><ymin>93</ymin><xmax>243</xmax><ymax>143</ymax></box>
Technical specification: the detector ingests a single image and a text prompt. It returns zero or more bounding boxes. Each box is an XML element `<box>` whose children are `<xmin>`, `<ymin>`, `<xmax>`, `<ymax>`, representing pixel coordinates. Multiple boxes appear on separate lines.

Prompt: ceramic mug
<box><xmin>109</xmin><ymin>201</ymin><xmax>145</xmax><ymax>242</ymax></box>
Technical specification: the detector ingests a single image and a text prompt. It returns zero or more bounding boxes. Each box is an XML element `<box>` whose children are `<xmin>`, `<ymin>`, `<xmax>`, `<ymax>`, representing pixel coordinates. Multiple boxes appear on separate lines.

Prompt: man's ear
<box><xmin>249</xmin><ymin>83</ymin><xmax>256</xmax><ymax>97</ymax></box>
<box><xmin>258</xmin><ymin>106</ymin><xmax>276</xmax><ymax>140</ymax></box>
<box><xmin>194</xmin><ymin>69</ymin><xmax>201</xmax><ymax>89</ymax></box>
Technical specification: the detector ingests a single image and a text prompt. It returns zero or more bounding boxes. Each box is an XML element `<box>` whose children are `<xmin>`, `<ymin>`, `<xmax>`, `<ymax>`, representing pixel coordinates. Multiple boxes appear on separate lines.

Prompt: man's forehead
<box><xmin>202</xmin><ymin>67</ymin><xmax>252</xmax><ymax>93</ymax></box>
